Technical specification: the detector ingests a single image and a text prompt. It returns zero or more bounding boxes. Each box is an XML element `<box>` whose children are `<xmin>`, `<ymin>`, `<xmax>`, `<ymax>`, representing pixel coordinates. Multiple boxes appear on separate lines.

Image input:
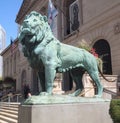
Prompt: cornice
<box><xmin>16</xmin><ymin>0</ymin><xmax>30</xmax><ymax>23</ymax></box>
<box><xmin>16</xmin><ymin>0</ymin><xmax>47</xmax><ymax>24</ymax></box>
<box><xmin>0</xmin><ymin>39</ymin><xmax>18</xmax><ymax>56</ymax></box>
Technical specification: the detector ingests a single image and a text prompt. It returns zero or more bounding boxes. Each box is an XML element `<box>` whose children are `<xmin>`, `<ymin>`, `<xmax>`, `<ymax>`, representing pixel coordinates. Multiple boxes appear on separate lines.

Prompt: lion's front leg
<box><xmin>38</xmin><ymin>71</ymin><xmax>45</xmax><ymax>92</ymax></box>
<box><xmin>45</xmin><ymin>65</ymin><xmax>56</xmax><ymax>94</ymax></box>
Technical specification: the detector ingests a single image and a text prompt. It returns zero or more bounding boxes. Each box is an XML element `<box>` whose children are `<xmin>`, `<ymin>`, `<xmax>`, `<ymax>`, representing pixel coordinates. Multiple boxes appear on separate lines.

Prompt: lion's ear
<box><xmin>43</xmin><ymin>16</ymin><xmax>48</xmax><ymax>22</ymax></box>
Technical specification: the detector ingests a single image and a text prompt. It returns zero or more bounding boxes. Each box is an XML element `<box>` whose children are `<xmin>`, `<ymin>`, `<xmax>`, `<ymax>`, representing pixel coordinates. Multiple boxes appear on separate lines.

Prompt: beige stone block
<box><xmin>18</xmin><ymin>101</ymin><xmax>112</xmax><ymax>123</ymax></box>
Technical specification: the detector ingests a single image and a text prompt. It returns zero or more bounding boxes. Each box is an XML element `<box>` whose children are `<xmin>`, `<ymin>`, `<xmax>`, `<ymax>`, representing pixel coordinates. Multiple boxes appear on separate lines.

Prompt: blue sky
<box><xmin>0</xmin><ymin>0</ymin><xmax>23</xmax><ymax>47</ymax></box>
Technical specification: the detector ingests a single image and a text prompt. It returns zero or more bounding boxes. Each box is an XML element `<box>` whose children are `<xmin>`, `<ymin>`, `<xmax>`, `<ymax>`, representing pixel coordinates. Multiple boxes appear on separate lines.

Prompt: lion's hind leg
<box><xmin>88</xmin><ymin>71</ymin><xmax>103</xmax><ymax>98</ymax></box>
<box><xmin>69</xmin><ymin>68</ymin><xmax>85</xmax><ymax>96</ymax></box>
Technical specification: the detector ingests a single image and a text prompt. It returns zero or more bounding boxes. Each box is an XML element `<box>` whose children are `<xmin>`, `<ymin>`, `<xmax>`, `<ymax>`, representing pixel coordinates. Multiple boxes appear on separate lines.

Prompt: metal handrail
<box><xmin>0</xmin><ymin>94</ymin><xmax>8</xmax><ymax>102</ymax></box>
<box><xmin>0</xmin><ymin>93</ymin><xmax>22</xmax><ymax>102</ymax></box>
<box><xmin>79</xmin><ymin>86</ymin><xmax>118</xmax><ymax>97</ymax></box>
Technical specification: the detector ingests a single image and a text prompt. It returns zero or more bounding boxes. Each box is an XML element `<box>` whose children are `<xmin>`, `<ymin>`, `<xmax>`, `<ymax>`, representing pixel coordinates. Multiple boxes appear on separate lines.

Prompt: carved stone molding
<box><xmin>114</xmin><ymin>23</ymin><xmax>120</xmax><ymax>34</ymax></box>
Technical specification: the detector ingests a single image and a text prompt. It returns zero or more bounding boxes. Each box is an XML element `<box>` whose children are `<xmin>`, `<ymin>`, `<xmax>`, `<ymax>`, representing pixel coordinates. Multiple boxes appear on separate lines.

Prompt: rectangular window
<box><xmin>69</xmin><ymin>0</ymin><xmax>80</xmax><ymax>33</ymax></box>
<box><xmin>63</xmin><ymin>0</ymin><xmax>82</xmax><ymax>37</ymax></box>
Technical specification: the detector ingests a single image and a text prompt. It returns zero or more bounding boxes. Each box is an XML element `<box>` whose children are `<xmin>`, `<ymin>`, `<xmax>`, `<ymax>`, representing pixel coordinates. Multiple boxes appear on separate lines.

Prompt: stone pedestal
<box><xmin>18</xmin><ymin>101</ymin><xmax>113</xmax><ymax>123</ymax></box>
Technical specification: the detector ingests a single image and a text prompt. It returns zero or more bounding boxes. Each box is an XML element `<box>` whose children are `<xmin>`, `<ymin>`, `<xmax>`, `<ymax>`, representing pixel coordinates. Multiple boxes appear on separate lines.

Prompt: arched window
<box><xmin>14</xmin><ymin>54</ymin><xmax>16</xmax><ymax>73</ymax></box>
<box><xmin>93</xmin><ymin>39</ymin><xmax>112</xmax><ymax>74</ymax></box>
<box><xmin>7</xmin><ymin>59</ymin><xmax>9</xmax><ymax>76</ymax></box>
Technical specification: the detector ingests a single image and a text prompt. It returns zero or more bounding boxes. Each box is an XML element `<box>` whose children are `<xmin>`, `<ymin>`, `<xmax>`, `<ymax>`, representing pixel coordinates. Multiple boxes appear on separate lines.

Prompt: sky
<box><xmin>0</xmin><ymin>0</ymin><xmax>23</xmax><ymax>47</ymax></box>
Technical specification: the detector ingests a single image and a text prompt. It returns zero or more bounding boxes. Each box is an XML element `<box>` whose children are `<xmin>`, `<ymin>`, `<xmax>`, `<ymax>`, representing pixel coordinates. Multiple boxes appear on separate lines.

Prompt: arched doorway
<box><xmin>93</xmin><ymin>39</ymin><xmax>112</xmax><ymax>74</ymax></box>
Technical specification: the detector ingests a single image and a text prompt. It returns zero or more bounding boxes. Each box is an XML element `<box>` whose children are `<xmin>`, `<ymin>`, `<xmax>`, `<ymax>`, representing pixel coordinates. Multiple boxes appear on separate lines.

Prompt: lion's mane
<box><xmin>19</xmin><ymin>11</ymin><xmax>55</xmax><ymax>44</ymax></box>
<box><xmin>18</xmin><ymin>11</ymin><xmax>61</xmax><ymax>69</ymax></box>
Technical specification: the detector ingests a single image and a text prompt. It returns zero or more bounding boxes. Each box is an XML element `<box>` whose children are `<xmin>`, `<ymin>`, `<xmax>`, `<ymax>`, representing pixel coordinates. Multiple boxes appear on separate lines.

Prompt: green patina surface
<box><xmin>23</xmin><ymin>94</ymin><xmax>110</xmax><ymax>105</ymax></box>
<box><xmin>18</xmin><ymin>11</ymin><xmax>103</xmax><ymax>104</ymax></box>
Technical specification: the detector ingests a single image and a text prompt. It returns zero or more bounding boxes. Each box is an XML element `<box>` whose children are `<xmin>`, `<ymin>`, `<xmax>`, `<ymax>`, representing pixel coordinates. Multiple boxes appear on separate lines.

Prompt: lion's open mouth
<box><xmin>21</xmin><ymin>25</ymin><xmax>34</xmax><ymax>35</ymax></box>
<box><xmin>22</xmin><ymin>28</ymin><xmax>31</xmax><ymax>34</ymax></box>
<box><xmin>18</xmin><ymin>26</ymin><xmax>35</xmax><ymax>41</ymax></box>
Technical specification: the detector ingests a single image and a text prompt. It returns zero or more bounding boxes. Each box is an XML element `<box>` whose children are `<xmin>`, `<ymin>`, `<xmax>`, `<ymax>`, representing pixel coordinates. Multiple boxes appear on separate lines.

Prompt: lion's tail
<box><xmin>98</xmin><ymin>66</ymin><xmax>116</xmax><ymax>82</ymax></box>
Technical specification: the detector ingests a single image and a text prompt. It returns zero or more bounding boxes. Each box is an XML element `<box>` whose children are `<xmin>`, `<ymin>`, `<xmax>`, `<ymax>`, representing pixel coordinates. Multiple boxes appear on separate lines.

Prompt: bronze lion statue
<box><xmin>18</xmin><ymin>11</ymin><xmax>103</xmax><ymax>97</ymax></box>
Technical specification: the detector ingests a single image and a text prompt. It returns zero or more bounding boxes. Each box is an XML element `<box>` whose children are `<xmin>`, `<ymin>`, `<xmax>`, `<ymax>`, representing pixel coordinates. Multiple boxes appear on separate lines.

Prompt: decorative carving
<box><xmin>114</xmin><ymin>23</ymin><xmax>120</xmax><ymax>34</ymax></box>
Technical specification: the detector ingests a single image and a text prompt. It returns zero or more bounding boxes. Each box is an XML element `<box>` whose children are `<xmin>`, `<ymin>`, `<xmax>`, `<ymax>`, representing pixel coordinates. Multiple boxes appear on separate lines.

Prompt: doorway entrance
<box><xmin>93</xmin><ymin>39</ymin><xmax>112</xmax><ymax>74</ymax></box>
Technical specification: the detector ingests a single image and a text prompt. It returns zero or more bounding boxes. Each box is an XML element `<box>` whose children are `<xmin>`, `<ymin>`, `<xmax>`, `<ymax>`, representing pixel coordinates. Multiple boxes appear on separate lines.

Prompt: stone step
<box><xmin>1</xmin><ymin>106</ymin><xmax>18</xmax><ymax>111</ymax></box>
<box><xmin>0</xmin><ymin>108</ymin><xmax>18</xmax><ymax>115</ymax></box>
<box><xmin>1</xmin><ymin>104</ymin><xmax>19</xmax><ymax>108</ymax></box>
<box><xmin>0</xmin><ymin>111</ymin><xmax>18</xmax><ymax>119</ymax></box>
<box><xmin>0</xmin><ymin>114</ymin><xmax>17</xmax><ymax>123</ymax></box>
<box><xmin>0</xmin><ymin>119</ymin><xmax>9</xmax><ymax>123</ymax></box>
<box><xmin>0</xmin><ymin>102</ymin><xmax>20</xmax><ymax>107</ymax></box>
<box><xmin>0</xmin><ymin>102</ymin><xmax>20</xmax><ymax>123</ymax></box>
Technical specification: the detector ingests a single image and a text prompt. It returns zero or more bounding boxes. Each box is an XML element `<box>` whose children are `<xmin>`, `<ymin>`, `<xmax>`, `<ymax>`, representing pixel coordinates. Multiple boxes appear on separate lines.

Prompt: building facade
<box><xmin>16</xmin><ymin>0</ymin><xmax>120</xmax><ymax>75</ymax></box>
<box><xmin>1</xmin><ymin>40</ymin><xmax>40</xmax><ymax>94</ymax></box>
<box><xmin>61</xmin><ymin>0</ymin><xmax>120</xmax><ymax>76</ymax></box>
<box><xmin>1</xmin><ymin>0</ymin><xmax>120</xmax><ymax>95</ymax></box>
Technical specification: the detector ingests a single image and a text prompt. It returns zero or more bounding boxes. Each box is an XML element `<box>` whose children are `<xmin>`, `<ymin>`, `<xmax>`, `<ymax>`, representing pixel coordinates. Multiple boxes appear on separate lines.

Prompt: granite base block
<box><xmin>18</xmin><ymin>101</ymin><xmax>113</xmax><ymax>123</ymax></box>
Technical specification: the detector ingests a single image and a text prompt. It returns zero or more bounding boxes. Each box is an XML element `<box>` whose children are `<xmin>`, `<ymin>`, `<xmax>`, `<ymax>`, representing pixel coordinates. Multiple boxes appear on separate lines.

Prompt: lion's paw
<box><xmin>94</xmin><ymin>95</ymin><xmax>102</xmax><ymax>98</ymax></box>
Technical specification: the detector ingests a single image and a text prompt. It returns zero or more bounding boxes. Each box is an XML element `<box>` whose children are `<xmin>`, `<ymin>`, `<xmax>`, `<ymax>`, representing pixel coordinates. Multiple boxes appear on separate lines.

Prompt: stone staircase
<box><xmin>0</xmin><ymin>102</ymin><xmax>20</xmax><ymax>123</ymax></box>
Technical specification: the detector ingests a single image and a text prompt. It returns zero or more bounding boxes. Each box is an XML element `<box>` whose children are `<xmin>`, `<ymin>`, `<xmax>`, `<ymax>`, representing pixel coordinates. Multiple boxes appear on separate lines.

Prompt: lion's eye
<box><xmin>33</xmin><ymin>19</ymin><xmax>37</xmax><ymax>22</ymax></box>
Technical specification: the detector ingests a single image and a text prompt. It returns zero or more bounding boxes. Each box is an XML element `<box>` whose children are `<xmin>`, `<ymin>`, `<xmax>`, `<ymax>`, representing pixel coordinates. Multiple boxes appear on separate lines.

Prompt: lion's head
<box><xmin>18</xmin><ymin>11</ymin><xmax>52</xmax><ymax>46</ymax></box>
